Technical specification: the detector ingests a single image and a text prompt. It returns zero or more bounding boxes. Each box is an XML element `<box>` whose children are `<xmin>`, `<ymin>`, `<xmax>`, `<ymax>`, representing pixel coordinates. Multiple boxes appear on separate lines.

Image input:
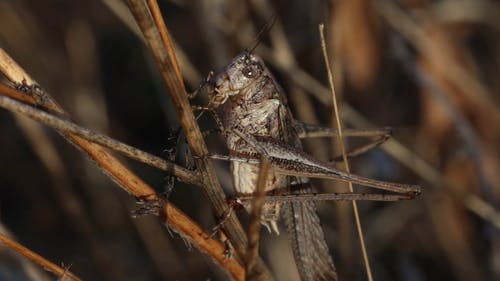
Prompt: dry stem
<box><xmin>0</xmin><ymin>233</ymin><xmax>81</xmax><ymax>281</ymax></box>
<box><xmin>245</xmin><ymin>157</ymin><xmax>271</xmax><ymax>280</ymax></box>
<box><xmin>320</xmin><ymin>23</ymin><xmax>374</xmax><ymax>281</ymax></box>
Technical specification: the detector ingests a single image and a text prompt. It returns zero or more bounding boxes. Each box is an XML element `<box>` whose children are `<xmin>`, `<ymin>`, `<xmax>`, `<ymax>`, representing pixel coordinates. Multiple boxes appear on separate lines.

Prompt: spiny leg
<box><xmin>131</xmin><ymin>128</ymin><xmax>184</xmax><ymax>218</ymax></box>
<box><xmin>131</xmin><ymin>194</ymin><xmax>166</xmax><ymax>217</ymax></box>
<box><xmin>207</xmin><ymin>143</ymin><xmax>420</xmax><ymax>195</ymax></box>
<box><xmin>295</xmin><ymin>121</ymin><xmax>392</xmax><ymax>160</ymax></box>
<box><xmin>295</xmin><ymin>121</ymin><xmax>391</xmax><ymax>139</ymax></box>
<box><xmin>187</xmin><ymin>70</ymin><xmax>214</xmax><ymax>99</ymax></box>
<box><xmin>209</xmin><ymin>198</ymin><xmax>244</xmax><ymax>238</ymax></box>
<box><xmin>330</xmin><ymin>134</ymin><xmax>390</xmax><ymax>162</ymax></box>
<box><xmin>238</xmin><ymin>191</ymin><xmax>417</xmax><ymax>204</ymax></box>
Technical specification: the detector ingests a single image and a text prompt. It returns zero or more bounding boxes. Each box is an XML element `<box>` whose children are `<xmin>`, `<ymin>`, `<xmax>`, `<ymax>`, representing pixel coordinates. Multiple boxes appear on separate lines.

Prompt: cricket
<box><xmin>193</xmin><ymin>44</ymin><xmax>421</xmax><ymax>280</ymax></box>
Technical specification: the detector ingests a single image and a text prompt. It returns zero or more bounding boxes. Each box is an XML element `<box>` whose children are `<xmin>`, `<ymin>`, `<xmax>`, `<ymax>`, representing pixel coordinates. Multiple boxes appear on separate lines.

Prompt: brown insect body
<box><xmin>208</xmin><ymin>52</ymin><xmax>338</xmax><ymax>281</ymax></box>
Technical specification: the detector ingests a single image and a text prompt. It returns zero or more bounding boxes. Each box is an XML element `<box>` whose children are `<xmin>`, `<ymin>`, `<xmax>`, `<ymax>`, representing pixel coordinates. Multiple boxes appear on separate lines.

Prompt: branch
<box><xmin>0</xmin><ymin>233</ymin><xmax>81</xmax><ymax>281</ymax></box>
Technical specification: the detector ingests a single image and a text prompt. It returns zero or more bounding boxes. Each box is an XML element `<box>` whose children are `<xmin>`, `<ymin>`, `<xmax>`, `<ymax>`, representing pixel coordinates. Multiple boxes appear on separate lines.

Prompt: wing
<box><xmin>281</xmin><ymin>180</ymin><xmax>338</xmax><ymax>281</ymax></box>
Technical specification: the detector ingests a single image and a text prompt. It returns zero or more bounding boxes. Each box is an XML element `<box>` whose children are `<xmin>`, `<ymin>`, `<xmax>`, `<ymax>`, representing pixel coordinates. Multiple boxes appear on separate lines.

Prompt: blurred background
<box><xmin>0</xmin><ymin>0</ymin><xmax>499</xmax><ymax>280</ymax></box>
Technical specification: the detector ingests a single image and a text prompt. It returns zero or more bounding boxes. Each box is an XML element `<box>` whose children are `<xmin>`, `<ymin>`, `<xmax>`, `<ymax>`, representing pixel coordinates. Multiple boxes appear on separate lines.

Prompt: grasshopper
<box><xmin>202</xmin><ymin>51</ymin><xmax>420</xmax><ymax>281</ymax></box>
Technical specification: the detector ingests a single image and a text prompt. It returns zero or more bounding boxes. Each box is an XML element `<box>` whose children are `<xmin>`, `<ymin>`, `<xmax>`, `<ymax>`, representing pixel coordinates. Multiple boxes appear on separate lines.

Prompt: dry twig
<box><xmin>320</xmin><ymin>23</ymin><xmax>373</xmax><ymax>281</ymax></box>
<box><xmin>0</xmin><ymin>233</ymin><xmax>81</xmax><ymax>281</ymax></box>
<box><xmin>245</xmin><ymin>157</ymin><xmax>271</xmax><ymax>280</ymax></box>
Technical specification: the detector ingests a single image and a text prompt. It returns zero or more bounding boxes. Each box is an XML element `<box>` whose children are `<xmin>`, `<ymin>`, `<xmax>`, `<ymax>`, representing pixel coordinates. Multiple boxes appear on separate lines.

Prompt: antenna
<box><xmin>246</xmin><ymin>14</ymin><xmax>277</xmax><ymax>54</ymax></box>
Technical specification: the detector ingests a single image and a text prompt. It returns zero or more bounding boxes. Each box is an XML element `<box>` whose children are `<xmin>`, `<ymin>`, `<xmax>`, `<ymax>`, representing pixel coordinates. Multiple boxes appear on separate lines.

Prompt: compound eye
<box><xmin>242</xmin><ymin>62</ymin><xmax>262</xmax><ymax>79</ymax></box>
<box><xmin>242</xmin><ymin>66</ymin><xmax>255</xmax><ymax>78</ymax></box>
